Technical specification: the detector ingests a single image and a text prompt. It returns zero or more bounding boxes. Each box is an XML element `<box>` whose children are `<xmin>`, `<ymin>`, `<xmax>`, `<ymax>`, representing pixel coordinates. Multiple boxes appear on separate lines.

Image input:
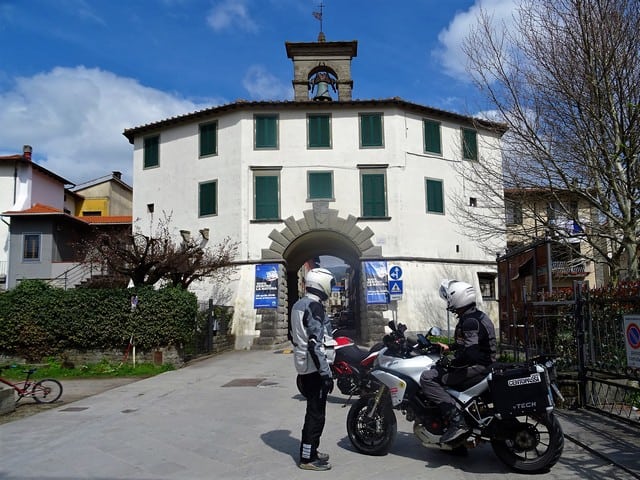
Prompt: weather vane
<box><xmin>312</xmin><ymin>2</ymin><xmax>325</xmax><ymax>41</ymax></box>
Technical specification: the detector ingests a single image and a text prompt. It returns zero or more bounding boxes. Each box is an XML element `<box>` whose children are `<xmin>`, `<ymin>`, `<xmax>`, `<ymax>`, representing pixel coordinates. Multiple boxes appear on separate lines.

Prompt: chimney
<box><xmin>112</xmin><ymin>171</ymin><xmax>122</xmax><ymax>180</ymax></box>
<box><xmin>23</xmin><ymin>145</ymin><xmax>32</xmax><ymax>161</ymax></box>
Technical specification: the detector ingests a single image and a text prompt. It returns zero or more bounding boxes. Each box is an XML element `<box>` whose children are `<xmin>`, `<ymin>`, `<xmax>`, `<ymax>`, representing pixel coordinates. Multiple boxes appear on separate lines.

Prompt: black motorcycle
<box><xmin>296</xmin><ymin>330</ymin><xmax>383</xmax><ymax>397</ymax></box>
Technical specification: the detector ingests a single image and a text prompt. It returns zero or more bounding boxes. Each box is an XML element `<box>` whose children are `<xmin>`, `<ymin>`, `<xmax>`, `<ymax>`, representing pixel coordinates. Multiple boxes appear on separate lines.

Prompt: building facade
<box><xmin>124</xmin><ymin>39</ymin><xmax>507</xmax><ymax>349</ymax></box>
<box><xmin>1</xmin><ymin>147</ymin><xmax>132</xmax><ymax>289</ymax></box>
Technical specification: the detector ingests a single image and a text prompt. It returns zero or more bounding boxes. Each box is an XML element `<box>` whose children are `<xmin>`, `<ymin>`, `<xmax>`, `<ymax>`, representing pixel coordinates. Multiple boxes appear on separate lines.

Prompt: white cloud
<box><xmin>242</xmin><ymin>65</ymin><xmax>292</xmax><ymax>101</ymax></box>
<box><xmin>206</xmin><ymin>0</ymin><xmax>258</xmax><ymax>33</ymax></box>
<box><xmin>434</xmin><ymin>0</ymin><xmax>517</xmax><ymax>78</ymax></box>
<box><xmin>0</xmin><ymin>66</ymin><xmax>213</xmax><ymax>184</ymax></box>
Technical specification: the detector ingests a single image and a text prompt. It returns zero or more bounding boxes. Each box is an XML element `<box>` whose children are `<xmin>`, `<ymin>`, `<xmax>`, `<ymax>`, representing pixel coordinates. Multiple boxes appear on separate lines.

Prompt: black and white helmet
<box><xmin>439</xmin><ymin>279</ymin><xmax>476</xmax><ymax>312</ymax></box>
<box><xmin>305</xmin><ymin>267</ymin><xmax>335</xmax><ymax>300</ymax></box>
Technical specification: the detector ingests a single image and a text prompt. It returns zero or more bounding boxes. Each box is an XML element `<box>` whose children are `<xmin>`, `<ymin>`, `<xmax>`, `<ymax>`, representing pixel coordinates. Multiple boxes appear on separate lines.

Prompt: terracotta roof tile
<box><xmin>2</xmin><ymin>203</ymin><xmax>64</xmax><ymax>215</ymax></box>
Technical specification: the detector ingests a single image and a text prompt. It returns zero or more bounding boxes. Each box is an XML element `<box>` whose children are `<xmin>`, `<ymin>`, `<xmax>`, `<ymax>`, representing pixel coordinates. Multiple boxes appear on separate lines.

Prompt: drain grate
<box><xmin>60</xmin><ymin>407</ymin><xmax>89</xmax><ymax>412</ymax></box>
<box><xmin>222</xmin><ymin>378</ymin><xmax>266</xmax><ymax>387</ymax></box>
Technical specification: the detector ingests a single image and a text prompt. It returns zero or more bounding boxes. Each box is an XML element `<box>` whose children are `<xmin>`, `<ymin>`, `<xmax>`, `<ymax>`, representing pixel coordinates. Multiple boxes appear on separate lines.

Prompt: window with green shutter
<box><xmin>424</xmin><ymin>119</ymin><xmax>442</xmax><ymax>155</ymax></box>
<box><xmin>143</xmin><ymin>135</ymin><xmax>159</xmax><ymax>168</ymax></box>
<box><xmin>308</xmin><ymin>171</ymin><xmax>333</xmax><ymax>200</ymax></box>
<box><xmin>199</xmin><ymin>180</ymin><xmax>217</xmax><ymax>217</ymax></box>
<box><xmin>360</xmin><ymin>113</ymin><xmax>383</xmax><ymax>147</ymax></box>
<box><xmin>462</xmin><ymin>128</ymin><xmax>478</xmax><ymax>161</ymax></box>
<box><xmin>426</xmin><ymin>178</ymin><xmax>444</xmax><ymax>214</ymax></box>
<box><xmin>308</xmin><ymin>114</ymin><xmax>331</xmax><ymax>148</ymax></box>
<box><xmin>361</xmin><ymin>172</ymin><xmax>387</xmax><ymax>217</ymax></box>
<box><xmin>199</xmin><ymin>121</ymin><xmax>217</xmax><ymax>157</ymax></box>
<box><xmin>254</xmin><ymin>174</ymin><xmax>279</xmax><ymax>220</ymax></box>
<box><xmin>255</xmin><ymin>115</ymin><xmax>278</xmax><ymax>149</ymax></box>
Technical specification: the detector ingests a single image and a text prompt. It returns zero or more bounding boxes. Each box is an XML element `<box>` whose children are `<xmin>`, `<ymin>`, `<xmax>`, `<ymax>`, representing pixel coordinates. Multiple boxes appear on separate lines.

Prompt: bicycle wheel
<box><xmin>32</xmin><ymin>378</ymin><xmax>63</xmax><ymax>403</ymax></box>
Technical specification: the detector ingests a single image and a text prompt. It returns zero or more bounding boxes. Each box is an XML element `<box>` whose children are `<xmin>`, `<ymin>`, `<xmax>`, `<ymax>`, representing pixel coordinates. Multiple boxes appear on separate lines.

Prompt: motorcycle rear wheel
<box><xmin>491</xmin><ymin>412</ymin><xmax>564</xmax><ymax>474</ymax></box>
<box><xmin>347</xmin><ymin>396</ymin><xmax>397</xmax><ymax>456</ymax></box>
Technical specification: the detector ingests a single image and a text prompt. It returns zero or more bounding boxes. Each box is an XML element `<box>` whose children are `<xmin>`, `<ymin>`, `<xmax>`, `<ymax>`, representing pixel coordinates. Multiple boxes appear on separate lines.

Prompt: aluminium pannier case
<box><xmin>488</xmin><ymin>364</ymin><xmax>553</xmax><ymax>418</ymax></box>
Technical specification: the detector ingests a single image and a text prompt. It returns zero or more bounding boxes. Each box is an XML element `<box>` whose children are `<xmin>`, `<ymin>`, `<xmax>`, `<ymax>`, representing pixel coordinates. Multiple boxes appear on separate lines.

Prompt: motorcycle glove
<box><xmin>321</xmin><ymin>375</ymin><xmax>334</xmax><ymax>394</ymax></box>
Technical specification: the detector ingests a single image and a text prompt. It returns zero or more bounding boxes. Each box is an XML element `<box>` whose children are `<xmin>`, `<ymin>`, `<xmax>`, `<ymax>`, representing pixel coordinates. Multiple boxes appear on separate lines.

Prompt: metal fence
<box><xmin>501</xmin><ymin>281</ymin><xmax>640</xmax><ymax>426</ymax></box>
<box><xmin>184</xmin><ymin>300</ymin><xmax>234</xmax><ymax>362</ymax></box>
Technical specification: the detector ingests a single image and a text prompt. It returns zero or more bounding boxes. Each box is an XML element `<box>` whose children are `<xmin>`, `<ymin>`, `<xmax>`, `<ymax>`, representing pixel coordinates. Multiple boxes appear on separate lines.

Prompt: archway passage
<box><xmin>257</xmin><ymin>205</ymin><xmax>383</xmax><ymax>346</ymax></box>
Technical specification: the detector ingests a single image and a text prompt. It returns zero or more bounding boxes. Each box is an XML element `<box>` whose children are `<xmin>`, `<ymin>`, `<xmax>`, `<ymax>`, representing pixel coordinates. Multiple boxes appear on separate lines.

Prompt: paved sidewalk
<box><xmin>0</xmin><ymin>348</ymin><xmax>638</xmax><ymax>480</ymax></box>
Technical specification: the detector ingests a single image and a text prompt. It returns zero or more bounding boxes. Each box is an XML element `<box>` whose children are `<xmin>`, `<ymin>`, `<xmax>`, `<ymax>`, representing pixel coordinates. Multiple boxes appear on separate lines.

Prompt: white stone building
<box><xmin>124</xmin><ymin>39</ymin><xmax>507</xmax><ymax>349</ymax></box>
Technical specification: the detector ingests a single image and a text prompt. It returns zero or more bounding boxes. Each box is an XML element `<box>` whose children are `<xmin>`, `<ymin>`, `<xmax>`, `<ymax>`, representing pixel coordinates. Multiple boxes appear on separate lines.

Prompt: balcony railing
<box><xmin>552</xmin><ymin>259</ymin><xmax>590</xmax><ymax>277</ymax></box>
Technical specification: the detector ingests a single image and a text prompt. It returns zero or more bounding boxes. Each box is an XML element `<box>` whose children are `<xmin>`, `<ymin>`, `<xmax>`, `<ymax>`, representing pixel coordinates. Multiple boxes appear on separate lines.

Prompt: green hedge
<box><xmin>0</xmin><ymin>280</ymin><xmax>198</xmax><ymax>362</ymax></box>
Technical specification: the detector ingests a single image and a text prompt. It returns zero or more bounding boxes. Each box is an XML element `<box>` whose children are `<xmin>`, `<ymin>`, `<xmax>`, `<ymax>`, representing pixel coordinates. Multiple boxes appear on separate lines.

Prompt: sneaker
<box><xmin>440</xmin><ymin>411</ymin><xmax>470</xmax><ymax>444</ymax></box>
<box><xmin>299</xmin><ymin>459</ymin><xmax>332</xmax><ymax>471</ymax></box>
<box><xmin>316</xmin><ymin>452</ymin><xmax>330</xmax><ymax>462</ymax></box>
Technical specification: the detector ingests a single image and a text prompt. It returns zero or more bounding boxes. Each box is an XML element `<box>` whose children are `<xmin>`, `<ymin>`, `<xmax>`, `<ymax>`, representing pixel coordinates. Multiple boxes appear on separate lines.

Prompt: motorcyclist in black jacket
<box><xmin>420</xmin><ymin>279</ymin><xmax>497</xmax><ymax>444</ymax></box>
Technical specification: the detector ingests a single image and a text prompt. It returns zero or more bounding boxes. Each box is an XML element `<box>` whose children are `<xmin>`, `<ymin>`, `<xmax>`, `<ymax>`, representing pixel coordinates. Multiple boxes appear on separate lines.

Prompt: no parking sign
<box><xmin>624</xmin><ymin>315</ymin><xmax>640</xmax><ymax>368</ymax></box>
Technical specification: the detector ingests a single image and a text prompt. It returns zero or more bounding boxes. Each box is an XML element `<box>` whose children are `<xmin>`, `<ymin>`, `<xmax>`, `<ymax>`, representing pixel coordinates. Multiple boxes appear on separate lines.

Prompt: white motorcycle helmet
<box><xmin>305</xmin><ymin>267</ymin><xmax>335</xmax><ymax>301</ymax></box>
<box><xmin>439</xmin><ymin>279</ymin><xmax>476</xmax><ymax>313</ymax></box>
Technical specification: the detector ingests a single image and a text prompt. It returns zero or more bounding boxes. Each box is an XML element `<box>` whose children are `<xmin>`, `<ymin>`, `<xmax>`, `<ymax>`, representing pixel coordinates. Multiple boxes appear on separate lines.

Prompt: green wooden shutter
<box><xmin>463</xmin><ymin>128</ymin><xmax>478</xmax><ymax>160</ymax></box>
<box><xmin>309</xmin><ymin>172</ymin><xmax>332</xmax><ymax>199</ymax></box>
<box><xmin>255</xmin><ymin>116</ymin><xmax>277</xmax><ymax>148</ymax></box>
<box><xmin>362</xmin><ymin>173</ymin><xmax>386</xmax><ymax>217</ymax></box>
<box><xmin>308</xmin><ymin>115</ymin><xmax>330</xmax><ymax>147</ymax></box>
<box><xmin>144</xmin><ymin>136</ymin><xmax>159</xmax><ymax>168</ymax></box>
<box><xmin>361</xmin><ymin>114</ymin><xmax>383</xmax><ymax>147</ymax></box>
<box><xmin>426</xmin><ymin>179</ymin><xmax>444</xmax><ymax>213</ymax></box>
<box><xmin>199</xmin><ymin>182</ymin><xmax>217</xmax><ymax>216</ymax></box>
<box><xmin>200</xmin><ymin>122</ymin><xmax>217</xmax><ymax>156</ymax></box>
<box><xmin>255</xmin><ymin>176</ymin><xmax>279</xmax><ymax>219</ymax></box>
<box><xmin>424</xmin><ymin>120</ymin><xmax>441</xmax><ymax>154</ymax></box>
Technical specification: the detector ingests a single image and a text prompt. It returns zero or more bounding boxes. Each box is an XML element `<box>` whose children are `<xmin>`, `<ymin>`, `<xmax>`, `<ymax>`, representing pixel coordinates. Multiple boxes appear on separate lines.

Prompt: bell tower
<box><xmin>285</xmin><ymin>40</ymin><xmax>358</xmax><ymax>102</ymax></box>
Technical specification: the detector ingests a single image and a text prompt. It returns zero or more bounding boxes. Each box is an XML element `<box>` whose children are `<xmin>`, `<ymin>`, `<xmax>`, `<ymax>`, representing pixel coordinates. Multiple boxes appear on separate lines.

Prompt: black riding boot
<box><xmin>440</xmin><ymin>408</ymin><xmax>469</xmax><ymax>444</ymax></box>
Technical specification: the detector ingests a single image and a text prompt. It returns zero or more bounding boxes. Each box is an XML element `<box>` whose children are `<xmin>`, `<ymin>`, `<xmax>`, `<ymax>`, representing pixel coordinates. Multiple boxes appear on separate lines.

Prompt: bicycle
<box><xmin>0</xmin><ymin>365</ymin><xmax>63</xmax><ymax>404</ymax></box>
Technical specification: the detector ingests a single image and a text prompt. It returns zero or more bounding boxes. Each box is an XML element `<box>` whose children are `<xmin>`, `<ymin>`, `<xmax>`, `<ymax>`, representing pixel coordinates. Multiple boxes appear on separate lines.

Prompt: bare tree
<box><xmin>456</xmin><ymin>0</ymin><xmax>640</xmax><ymax>281</ymax></box>
<box><xmin>80</xmin><ymin>214</ymin><xmax>239</xmax><ymax>288</ymax></box>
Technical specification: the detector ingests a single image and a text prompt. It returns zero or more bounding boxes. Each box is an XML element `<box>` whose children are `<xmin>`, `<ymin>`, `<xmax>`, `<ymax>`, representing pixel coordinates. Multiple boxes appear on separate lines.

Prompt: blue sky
<box><xmin>0</xmin><ymin>0</ymin><xmax>516</xmax><ymax>186</ymax></box>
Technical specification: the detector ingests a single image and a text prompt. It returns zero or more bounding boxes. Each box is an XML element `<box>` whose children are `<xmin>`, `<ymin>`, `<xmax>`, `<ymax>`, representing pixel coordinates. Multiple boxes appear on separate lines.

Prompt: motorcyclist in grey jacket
<box><xmin>290</xmin><ymin>267</ymin><xmax>335</xmax><ymax>471</ymax></box>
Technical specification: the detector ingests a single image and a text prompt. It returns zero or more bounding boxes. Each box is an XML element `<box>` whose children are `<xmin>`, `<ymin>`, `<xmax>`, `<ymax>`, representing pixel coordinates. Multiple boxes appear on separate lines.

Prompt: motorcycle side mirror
<box><xmin>416</xmin><ymin>333</ymin><xmax>430</xmax><ymax>347</ymax></box>
<box><xmin>428</xmin><ymin>326</ymin><xmax>442</xmax><ymax>337</ymax></box>
<box><xmin>388</xmin><ymin>320</ymin><xmax>396</xmax><ymax>331</ymax></box>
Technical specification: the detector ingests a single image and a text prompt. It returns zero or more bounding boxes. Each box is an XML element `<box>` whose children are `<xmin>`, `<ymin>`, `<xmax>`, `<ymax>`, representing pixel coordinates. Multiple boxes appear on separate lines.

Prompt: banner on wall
<box><xmin>254</xmin><ymin>264</ymin><xmax>279</xmax><ymax>308</ymax></box>
<box><xmin>364</xmin><ymin>261</ymin><xmax>389</xmax><ymax>304</ymax></box>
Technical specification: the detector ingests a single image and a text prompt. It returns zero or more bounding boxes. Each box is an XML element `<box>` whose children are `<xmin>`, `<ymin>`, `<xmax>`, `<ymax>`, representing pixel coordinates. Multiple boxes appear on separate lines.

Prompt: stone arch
<box><xmin>260</xmin><ymin>204</ymin><xmax>382</xmax><ymax>264</ymax></box>
<box><xmin>253</xmin><ymin>203</ymin><xmax>384</xmax><ymax>348</ymax></box>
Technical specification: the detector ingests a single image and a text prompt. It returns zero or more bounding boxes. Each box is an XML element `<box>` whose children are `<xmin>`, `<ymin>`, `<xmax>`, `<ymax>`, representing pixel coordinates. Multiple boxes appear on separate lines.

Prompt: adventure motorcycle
<box><xmin>297</xmin><ymin>329</ymin><xmax>383</xmax><ymax>397</ymax></box>
<box><xmin>346</xmin><ymin>321</ymin><xmax>565</xmax><ymax>474</ymax></box>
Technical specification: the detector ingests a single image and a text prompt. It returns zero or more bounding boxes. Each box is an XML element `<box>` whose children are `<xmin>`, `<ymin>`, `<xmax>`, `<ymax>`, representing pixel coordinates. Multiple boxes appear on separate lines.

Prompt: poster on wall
<box><xmin>364</xmin><ymin>261</ymin><xmax>389</xmax><ymax>304</ymax></box>
<box><xmin>254</xmin><ymin>264</ymin><xmax>279</xmax><ymax>308</ymax></box>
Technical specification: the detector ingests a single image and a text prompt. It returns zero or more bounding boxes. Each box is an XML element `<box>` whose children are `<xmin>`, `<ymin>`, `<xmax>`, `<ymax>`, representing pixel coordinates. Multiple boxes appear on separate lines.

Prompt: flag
<box><xmin>312</xmin><ymin>11</ymin><xmax>322</xmax><ymax>21</ymax></box>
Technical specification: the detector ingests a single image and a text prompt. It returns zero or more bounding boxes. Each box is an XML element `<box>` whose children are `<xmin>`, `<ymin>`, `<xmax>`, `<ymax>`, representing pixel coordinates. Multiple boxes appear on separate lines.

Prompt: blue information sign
<box><xmin>389</xmin><ymin>280</ymin><xmax>403</xmax><ymax>300</ymax></box>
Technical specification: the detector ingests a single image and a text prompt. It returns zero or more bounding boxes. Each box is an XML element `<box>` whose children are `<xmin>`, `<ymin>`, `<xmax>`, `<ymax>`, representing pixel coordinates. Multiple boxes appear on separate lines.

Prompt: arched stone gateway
<box><xmin>252</xmin><ymin>203</ymin><xmax>388</xmax><ymax>349</ymax></box>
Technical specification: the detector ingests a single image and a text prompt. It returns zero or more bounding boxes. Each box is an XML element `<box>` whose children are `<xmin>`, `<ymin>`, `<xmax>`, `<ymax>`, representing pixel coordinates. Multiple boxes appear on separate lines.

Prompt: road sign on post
<box><xmin>388</xmin><ymin>265</ymin><xmax>403</xmax><ymax>300</ymax></box>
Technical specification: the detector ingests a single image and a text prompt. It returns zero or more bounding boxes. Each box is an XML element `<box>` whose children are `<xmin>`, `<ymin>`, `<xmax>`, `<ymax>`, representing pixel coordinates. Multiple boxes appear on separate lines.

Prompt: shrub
<box><xmin>0</xmin><ymin>280</ymin><xmax>198</xmax><ymax>362</ymax></box>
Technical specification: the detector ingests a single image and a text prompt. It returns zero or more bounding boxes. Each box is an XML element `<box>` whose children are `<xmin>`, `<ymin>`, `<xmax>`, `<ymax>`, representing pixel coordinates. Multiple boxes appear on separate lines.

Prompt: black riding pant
<box><xmin>299</xmin><ymin>371</ymin><xmax>328</xmax><ymax>463</ymax></box>
<box><xmin>420</xmin><ymin>364</ymin><xmax>487</xmax><ymax>414</ymax></box>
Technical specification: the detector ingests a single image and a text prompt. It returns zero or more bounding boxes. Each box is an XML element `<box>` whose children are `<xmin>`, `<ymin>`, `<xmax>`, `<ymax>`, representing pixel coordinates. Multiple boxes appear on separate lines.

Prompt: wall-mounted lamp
<box><xmin>180</xmin><ymin>230</ymin><xmax>191</xmax><ymax>242</ymax></box>
<box><xmin>199</xmin><ymin>228</ymin><xmax>210</xmax><ymax>241</ymax></box>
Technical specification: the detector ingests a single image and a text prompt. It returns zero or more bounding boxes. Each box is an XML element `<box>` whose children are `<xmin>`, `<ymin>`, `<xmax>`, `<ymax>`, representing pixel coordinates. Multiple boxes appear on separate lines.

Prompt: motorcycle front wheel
<box><xmin>491</xmin><ymin>412</ymin><xmax>564</xmax><ymax>474</ymax></box>
<box><xmin>346</xmin><ymin>395</ymin><xmax>397</xmax><ymax>456</ymax></box>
